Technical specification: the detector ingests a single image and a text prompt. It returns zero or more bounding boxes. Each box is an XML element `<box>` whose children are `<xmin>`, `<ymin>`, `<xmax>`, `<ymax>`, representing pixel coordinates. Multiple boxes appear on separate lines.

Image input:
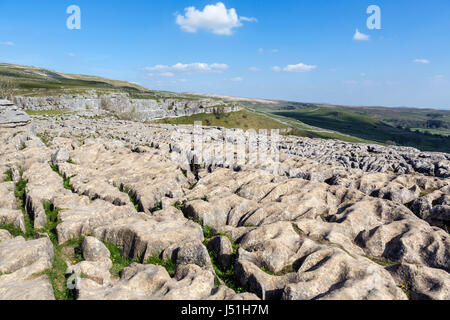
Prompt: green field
<box><xmin>284</xmin><ymin>128</ymin><xmax>377</xmax><ymax>143</ymax></box>
<box><xmin>274</xmin><ymin>108</ymin><xmax>450</xmax><ymax>153</ymax></box>
<box><xmin>214</xmin><ymin>97</ymin><xmax>450</xmax><ymax>152</ymax></box>
<box><xmin>25</xmin><ymin>109</ymin><xmax>71</xmax><ymax>116</ymax></box>
<box><xmin>154</xmin><ymin>110</ymin><xmax>289</xmax><ymax>131</ymax></box>
<box><xmin>154</xmin><ymin>109</ymin><xmax>380</xmax><ymax>144</ymax></box>
<box><xmin>249</xmin><ymin>109</ymin><xmax>375</xmax><ymax>143</ymax></box>
<box><xmin>411</xmin><ymin>128</ymin><xmax>450</xmax><ymax>137</ymax></box>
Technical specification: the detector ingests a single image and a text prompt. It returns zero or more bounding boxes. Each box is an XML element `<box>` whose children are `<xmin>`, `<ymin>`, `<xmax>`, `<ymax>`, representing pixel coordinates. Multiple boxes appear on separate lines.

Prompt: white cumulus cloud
<box><xmin>353</xmin><ymin>29</ymin><xmax>370</xmax><ymax>41</ymax></box>
<box><xmin>414</xmin><ymin>59</ymin><xmax>430</xmax><ymax>64</ymax></box>
<box><xmin>283</xmin><ymin>63</ymin><xmax>317</xmax><ymax>72</ymax></box>
<box><xmin>272</xmin><ymin>63</ymin><xmax>316</xmax><ymax>73</ymax></box>
<box><xmin>145</xmin><ymin>62</ymin><xmax>229</xmax><ymax>74</ymax></box>
<box><xmin>240</xmin><ymin>16</ymin><xmax>258</xmax><ymax>22</ymax></box>
<box><xmin>230</xmin><ymin>77</ymin><xmax>243</xmax><ymax>82</ymax></box>
<box><xmin>249</xmin><ymin>67</ymin><xmax>260</xmax><ymax>72</ymax></box>
<box><xmin>176</xmin><ymin>2</ymin><xmax>256</xmax><ymax>35</ymax></box>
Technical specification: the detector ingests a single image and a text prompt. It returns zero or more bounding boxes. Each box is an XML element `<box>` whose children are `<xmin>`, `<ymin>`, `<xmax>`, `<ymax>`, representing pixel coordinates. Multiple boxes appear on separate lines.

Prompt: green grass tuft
<box><xmin>43</xmin><ymin>238</ymin><xmax>85</xmax><ymax>301</ymax></box>
<box><xmin>44</xmin><ymin>247</ymin><xmax>74</xmax><ymax>300</ymax></box>
<box><xmin>50</xmin><ymin>165</ymin><xmax>75</xmax><ymax>190</ymax></box>
<box><xmin>419</xmin><ymin>188</ymin><xmax>438</xmax><ymax>198</ymax></box>
<box><xmin>151</xmin><ymin>202</ymin><xmax>162</xmax><ymax>212</ymax></box>
<box><xmin>14</xmin><ymin>171</ymin><xmax>35</xmax><ymax>239</ymax></box>
<box><xmin>36</xmin><ymin>132</ymin><xmax>52</xmax><ymax>145</ymax></box>
<box><xmin>102</xmin><ymin>241</ymin><xmax>139</xmax><ymax>277</ymax></box>
<box><xmin>25</xmin><ymin>109</ymin><xmax>70</xmax><ymax>116</ymax></box>
<box><xmin>63</xmin><ymin>237</ymin><xmax>84</xmax><ymax>264</ymax></box>
<box><xmin>260</xmin><ymin>266</ymin><xmax>276</xmax><ymax>276</ymax></box>
<box><xmin>0</xmin><ymin>223</ymin><xmax>23</xmax><ymax>237</ymax></box>
<box><xmin>208</xmin><ymin>249</ymin><xmax>245</xmax><ymax>293</ymax></box>
<box><xmin>173</xmin><ymin>201</ymin><xmax>186</xmax><ymax>211</ymax></box>
<box><xmin>368</xmin><ymin>256</ymin><xmax>400</xmax><ymax>267</ymax></box>
<box><xmin>3</xmin><ymin>169</ymin><xmax>12</xmax><ymax>182</ymax></box>
<box><xmin>189</xmin><ymin>182</ymin><xmax>197</xmax><ymax>190</ymax></box>
<box><xmin>40</xmin><ymin>201</ymin><xmax>61</xmax><ymax>245</ymax></box>
<box><xmin>399</xmin><ymin>284</ymin><xmax>411</xmax><ymax>300</ymax></box>
<box><xmin>182</xmin><ymin>211</ymin><xmax>246</xmax><ymax>293</ymax></box>
<box><xmin>118</xmin><ymin>185</ymin><xmax>143</xmax><ymax>212</ymax></box>
<box><xmin>203</xmin><ymin>225</ymin><xmax>214</xmax><ymax>240</ymax></box>
<box><xmin>144</xmin><ymin>255</ymin><xmax>177</xmax><ymax>277</ymax></box>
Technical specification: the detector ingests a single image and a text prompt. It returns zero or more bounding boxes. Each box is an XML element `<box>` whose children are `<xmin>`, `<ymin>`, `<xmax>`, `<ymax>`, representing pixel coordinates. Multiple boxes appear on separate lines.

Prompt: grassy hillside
<box><xmin>0</xmin><ymin>63</ymin><xmax>144</xmax><ymax>94</ymax></box>
<box><xmin>196</xmin><ymin>94</ymin><xmax>449</xmax><ymax>152</ymax></box>
<box><xmin>349</xmin><ymin>106</ymin><xmax>450</xmax><ymax>130</ymax></box>
<box><xmin>154</xmin><ymin>110</ymin><xmax>289</xmax><ymax>131</ymax></box>
<box><xmin>228</xmin><ymin>96</ymin><xmax>450</xmax><ymax>131</ymax></box>
<box><xmin>250</xmin><ymin>109</ymin><xmax>377</xmax><ymax>144</ymax></box>
<box><xmin>155</xmin><ymin>109</ymin><xmax>384</xmax><ymax>145</ymax></box>
<box><xmin>0</xmin><ymin>63</ymin><xmax>203</xmax><ymax>101</ymax></box>
<box><xmin>411</xmin><ymin>128</ymin><xmax>450</xmax><ymax>137</ymax></box>
<box><xmin>274</xmin><ymin>108</ymin><xmax>450</xmax><ymax>153</ymax></box>
<box><xmin>3</xmin><ymin>62</ymin><xmax>448</xmax><ymax>152</ymax></box>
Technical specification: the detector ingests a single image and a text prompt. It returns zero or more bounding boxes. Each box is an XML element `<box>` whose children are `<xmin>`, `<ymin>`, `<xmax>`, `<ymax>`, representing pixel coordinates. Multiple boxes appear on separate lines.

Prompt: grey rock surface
<box><xmin>0</xmin><ymin>237</ymin><xmax>55</xmax><ymax>300</ymax></box>
<box><xmin>0</xmin><ymin>99</ymin><xmax>31</xmax><ymax>128</ymax></box>
<box><xmin>82</xmin><ymin>236</ymin><xmax>110</xmax><ymax>262</ymax></box>
<box><xmin>51</xmin><ymin>148</ymin><xmax>70</xmax><ymax>164</ymax></box>
<box><xmin>207</xmin><ymin>236</ymin><xmax>233</xmax><ymax>268</ymax></box>
<box><xmin>0</xmin><ymin>108</ymin><xmax>449</xmax><ymax>300</ymax></box>
<box><xmin>13</xmin><ymin>94</ymin><xmax>242</xmax><ymax>122</ymax></box>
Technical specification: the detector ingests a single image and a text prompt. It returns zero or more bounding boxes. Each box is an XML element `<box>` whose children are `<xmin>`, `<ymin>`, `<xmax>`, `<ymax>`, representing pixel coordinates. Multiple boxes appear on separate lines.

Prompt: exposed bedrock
<box><xmin>0</xmin><ymin>114</ymin><xmax>449</xmax><ymax>300</ymax></box>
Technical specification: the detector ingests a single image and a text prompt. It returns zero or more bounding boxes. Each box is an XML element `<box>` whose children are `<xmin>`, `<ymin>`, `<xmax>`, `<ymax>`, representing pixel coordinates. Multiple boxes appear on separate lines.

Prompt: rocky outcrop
<box><xmin>0</xmin><ymin>99</ymin><xmax>31</xmax><ymax>128</ymax></box>
<box><xmin>13</xmin><ymin>94</ymin><xmax>242</xmax><ymax>121</ymax></box>
<box><xmin>387</xmin><ymin>263</ymin><xmax>450</xmax><ymax>300</ymax></box>
<box><xmin>77</xmin><ymin>263</ymin><xmax>257</xmax><ymax>300</ymax></box>
<box><xmin>14</xmin><ymin>96</ymin><xmax>101</xmax><ymax>111</ymax></box>
<box><xmin>0</xmin><ymin>111</ymin><xmax>449</xmax><ymax>300</ymax></box>
<box><xmin>0</xmin><ymin>237</ymin><xmax>55</xmax><ymax>300</ymax></box>
<box><xmin>207</xmin><ymin>236</ymin><xmax>233</xmax><ymax>268</ymax></box>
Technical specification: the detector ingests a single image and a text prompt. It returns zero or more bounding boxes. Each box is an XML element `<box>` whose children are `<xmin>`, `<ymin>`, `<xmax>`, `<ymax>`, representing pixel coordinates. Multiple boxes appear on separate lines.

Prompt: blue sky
<box><xmin>0</xmin><ymin>0</ymin><xmax>449</xmax><ymax>109</ymax></box>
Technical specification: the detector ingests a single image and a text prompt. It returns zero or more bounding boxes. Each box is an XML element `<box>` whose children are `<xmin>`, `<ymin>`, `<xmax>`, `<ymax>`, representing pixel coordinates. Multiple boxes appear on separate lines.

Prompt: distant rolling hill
<box><xmin>193</xmin><ymin>94</ymin><xmax>450</xmax><ymax>153</ymax></box>
<box><xmin>273</xmin><ymin>108</ymin><xmax>449</xmax><ymax>153</ymax></box>
<box><xmin>0</xmin><ymin>62</ymin><xmax>148</xmax><ymax>93</ymax></box>
<box><xmin>1</xmin><ymin>62</ymin><xmax>449</xmax><ymax>152</ymax></box>
<box><xmin>0</xmin><ymin>62</ymin><xmax>205</xmax><ymax>101</ymax></box>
